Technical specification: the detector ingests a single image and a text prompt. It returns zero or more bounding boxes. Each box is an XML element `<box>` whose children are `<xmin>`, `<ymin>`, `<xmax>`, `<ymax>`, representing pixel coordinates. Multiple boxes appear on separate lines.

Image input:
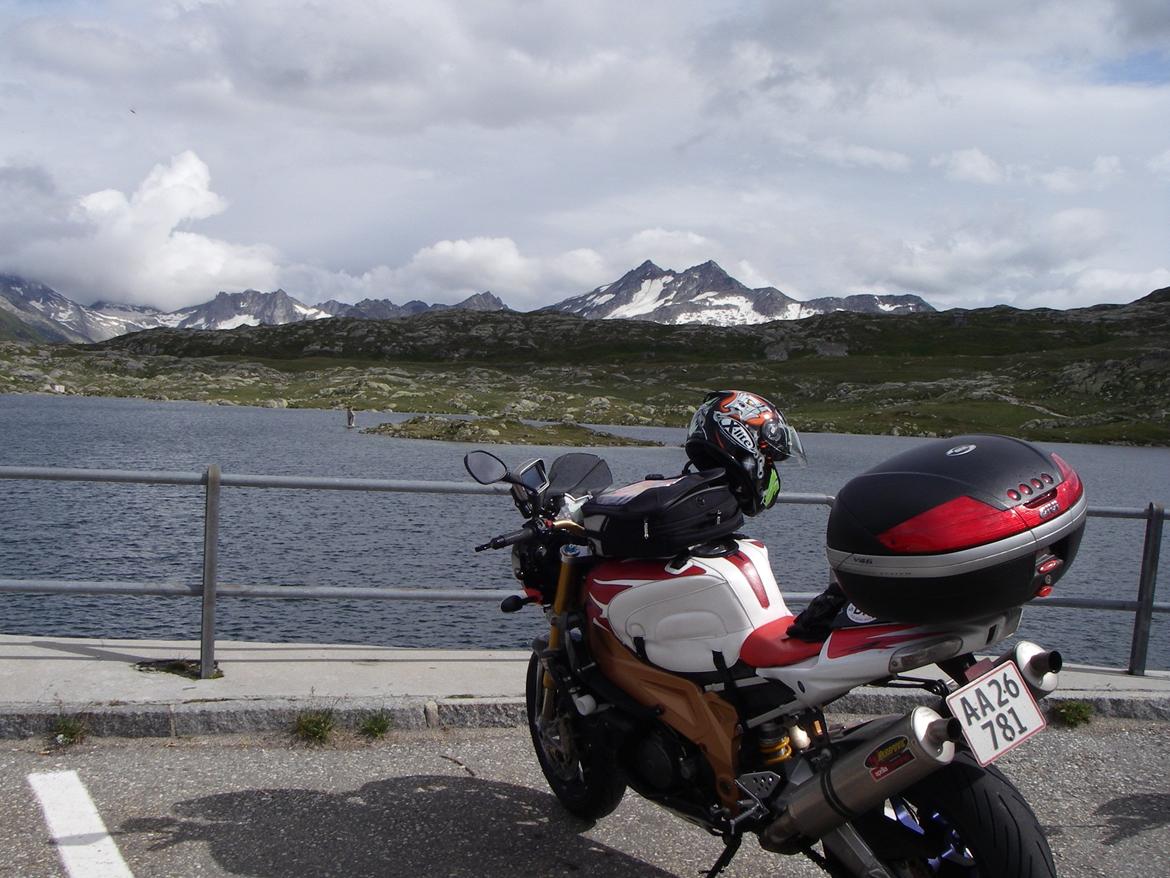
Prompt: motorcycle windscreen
<box><xmin>548</xmin><ymin>452</ymin><xmax>613</xmax><ymax>497</ymax></box>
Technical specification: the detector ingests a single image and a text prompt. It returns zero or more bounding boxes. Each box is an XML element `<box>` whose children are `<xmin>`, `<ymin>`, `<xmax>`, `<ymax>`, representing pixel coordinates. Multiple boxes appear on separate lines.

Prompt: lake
<box><xmin>1</xmin><ymin>393</ymin><xmax>1166</xmax><ymax>670</ymax></box>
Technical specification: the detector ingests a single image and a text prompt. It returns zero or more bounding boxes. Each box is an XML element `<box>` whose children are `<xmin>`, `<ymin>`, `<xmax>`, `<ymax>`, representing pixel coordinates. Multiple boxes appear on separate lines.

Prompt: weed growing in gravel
<box><xmin>48</xmin><ymin>715</ymin><xmax>88</xmax><ymax>748</ymax></box>
<box><xmin>134</xmin><ymin>658</ymin><xmax>223</xmax><ymax>680</ymax></box>
<box><xmin>358</xmin><ymin>710</ymin><xmax>393</xmax><ymax>740</ymax></box>
<box><xmin>292</xmin><ymin>709</ymin><xmax>335</xmax><ymax>744</ymax></box>
<box><xmin>1049</xmin><ymin>699</ymin><xmax>1094</xmax><ymax>727</ymax></box>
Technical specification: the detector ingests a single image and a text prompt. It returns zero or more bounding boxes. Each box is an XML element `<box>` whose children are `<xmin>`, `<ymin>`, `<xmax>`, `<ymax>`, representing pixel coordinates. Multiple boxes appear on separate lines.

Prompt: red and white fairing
<box><xmin>584</xmin><ymin>537</ymin><xmax>1030</xmax><ymax>710</ymax></box>
<box><xmin>585</xmin><ymin>539</ymin><xmax>792</xmax><ymax>673</ymax></box>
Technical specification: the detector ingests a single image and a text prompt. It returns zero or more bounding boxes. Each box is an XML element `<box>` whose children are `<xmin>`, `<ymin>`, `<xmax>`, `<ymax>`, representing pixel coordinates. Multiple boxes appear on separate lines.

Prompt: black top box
<box><xmin>826</xmin><ymin>435</ymin><xmax>1087</xmax><ymax>624</ymax></box>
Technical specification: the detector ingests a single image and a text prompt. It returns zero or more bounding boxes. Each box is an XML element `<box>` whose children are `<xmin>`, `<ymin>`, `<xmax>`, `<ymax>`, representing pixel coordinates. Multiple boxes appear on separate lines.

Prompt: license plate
<box><xmin>945</xmin><ymin>661</ymin><xmax>1046</xmax><ymax>766</ymax></box>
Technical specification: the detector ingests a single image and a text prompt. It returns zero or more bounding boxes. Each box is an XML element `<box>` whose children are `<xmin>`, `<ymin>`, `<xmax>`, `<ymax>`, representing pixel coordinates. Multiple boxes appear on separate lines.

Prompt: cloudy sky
<box><xmin>2</xmin><ymin>0</ymin><xmax>1168</xmax><ymax>313</ymax></box>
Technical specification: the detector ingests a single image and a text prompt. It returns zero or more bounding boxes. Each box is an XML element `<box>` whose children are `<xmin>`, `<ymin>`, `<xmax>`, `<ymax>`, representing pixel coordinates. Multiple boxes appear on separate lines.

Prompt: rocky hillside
<box><xmin>0</xmin><ymin>288</ymin><xmax>1155</xmax><ymax>444</ymax></box>
<box><xmin>87</xmin><ymin>291</ymin><xmax>1166</xmax><ymax>368</ymax></box>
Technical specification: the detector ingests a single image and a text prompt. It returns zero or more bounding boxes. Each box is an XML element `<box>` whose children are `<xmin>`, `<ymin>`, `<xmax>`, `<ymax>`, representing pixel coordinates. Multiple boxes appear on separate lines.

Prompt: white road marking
<box><xmin>27</xmin><ymin>770</ymin><xmax>134</xmax><ymax>878</ymax></box>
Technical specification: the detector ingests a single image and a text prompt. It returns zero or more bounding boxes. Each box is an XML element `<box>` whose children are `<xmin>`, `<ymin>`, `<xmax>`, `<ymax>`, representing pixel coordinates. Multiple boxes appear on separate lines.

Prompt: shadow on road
<box><xmin>117</xmin><ymin>773</ymin><xmax>676</xmax><ymax>877</ymax></box>
<box><xmin>1095</xmin><ymin>793</ymin><xmax>1170</xmax><ymax>845</ymax></box>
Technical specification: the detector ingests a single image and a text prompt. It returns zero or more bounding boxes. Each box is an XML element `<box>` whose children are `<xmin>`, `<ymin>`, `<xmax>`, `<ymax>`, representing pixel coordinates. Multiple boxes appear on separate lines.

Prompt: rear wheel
<box><xmin>828</xmin><ymin>754</ymin><xmax>1056</xmax><ymax>877</ymax></box>
<box><xmin>525</xmin><ymin>652</ymin><xmax>626</xmax><ymax>821</ymax></box>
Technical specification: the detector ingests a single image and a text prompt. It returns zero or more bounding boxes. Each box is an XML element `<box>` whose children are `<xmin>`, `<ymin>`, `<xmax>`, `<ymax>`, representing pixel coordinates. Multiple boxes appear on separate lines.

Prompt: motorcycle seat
<box><xmin>739</xmin><ymin>615</ymin><xmax>825</xmax><ymax>668</ymax></box>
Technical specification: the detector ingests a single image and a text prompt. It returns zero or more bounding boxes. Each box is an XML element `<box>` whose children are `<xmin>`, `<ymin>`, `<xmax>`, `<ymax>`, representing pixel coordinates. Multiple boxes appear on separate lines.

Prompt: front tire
<box><xmin>829</xmin><ymin>754</ymin><xmax>1056</xmax><ymax>877</ymax></box>
<box><xmin>525</xmin><ymin>652</ymin><xmax>626</xmax><ymax>821</ymax></box>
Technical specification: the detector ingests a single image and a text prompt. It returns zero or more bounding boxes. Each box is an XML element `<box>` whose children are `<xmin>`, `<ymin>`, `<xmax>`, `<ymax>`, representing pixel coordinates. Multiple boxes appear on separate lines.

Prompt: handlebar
<box><xmin>474</xmin><ymin>526</ymin><xmax>536</xmax><ymax>552</ymax></box>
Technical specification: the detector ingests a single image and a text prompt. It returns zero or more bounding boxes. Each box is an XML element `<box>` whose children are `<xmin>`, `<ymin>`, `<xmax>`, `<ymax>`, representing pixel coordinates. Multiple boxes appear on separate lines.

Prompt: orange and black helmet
<box><xmin>685</xmin><ymin>389</ymin><xmax>804</xmax><ymax>516</ymax></box>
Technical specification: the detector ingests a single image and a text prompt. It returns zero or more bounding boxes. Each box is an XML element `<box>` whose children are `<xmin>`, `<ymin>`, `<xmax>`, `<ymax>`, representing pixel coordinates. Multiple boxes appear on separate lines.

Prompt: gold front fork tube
<box><xmin>541</xmin><ymin>546</ymin><xmax>580</xmax><ymax>721</ymax></box>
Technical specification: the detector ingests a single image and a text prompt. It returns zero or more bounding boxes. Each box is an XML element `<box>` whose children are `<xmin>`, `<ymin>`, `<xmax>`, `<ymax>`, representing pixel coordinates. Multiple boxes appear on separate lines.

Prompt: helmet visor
<box><xmin>761</xmin><ymin>420</ymin><xmax>807</xmax><ymax>465</ymax></box>
<box><xmin>784</xmin><ymin>424</ymin><xmax>808</xmax><ymax>465</ymax></box>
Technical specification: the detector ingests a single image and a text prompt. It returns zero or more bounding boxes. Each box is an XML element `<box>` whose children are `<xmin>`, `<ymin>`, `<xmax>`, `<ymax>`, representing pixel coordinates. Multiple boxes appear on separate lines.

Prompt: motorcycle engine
<box><xmin>630</xmin><ymin>727</ymin><xmax>700</xmax><ymax>793</ymax></box>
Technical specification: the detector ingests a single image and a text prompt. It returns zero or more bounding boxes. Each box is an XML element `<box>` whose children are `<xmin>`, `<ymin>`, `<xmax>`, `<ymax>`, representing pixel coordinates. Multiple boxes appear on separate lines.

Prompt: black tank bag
<box><xmin>582</xmin><ymin>469</ymin><xmax>743</xmax><ymax>558</ymax></box>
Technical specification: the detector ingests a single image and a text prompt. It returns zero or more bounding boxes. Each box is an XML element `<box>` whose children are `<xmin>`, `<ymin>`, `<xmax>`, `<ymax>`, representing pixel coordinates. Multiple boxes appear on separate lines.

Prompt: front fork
<box><xmin>542</xmin><ymin>543</ymin><xmax>585</xmax><ymax>721</ymax></box>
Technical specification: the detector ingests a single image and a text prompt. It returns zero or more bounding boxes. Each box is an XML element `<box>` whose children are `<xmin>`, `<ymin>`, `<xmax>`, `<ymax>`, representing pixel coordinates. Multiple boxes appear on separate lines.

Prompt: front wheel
<box><xmin>525</xmin><ymin>652</ymin><xmax>626</xmax><ymax>821</ymax></box>
<box><xmin>828</xmin><ymin>754</ymin><xmax>1056</xmax><ymax>877</ymax></box>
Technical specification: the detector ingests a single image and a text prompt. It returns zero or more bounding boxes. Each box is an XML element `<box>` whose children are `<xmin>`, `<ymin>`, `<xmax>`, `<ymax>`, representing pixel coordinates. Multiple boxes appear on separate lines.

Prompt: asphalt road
<box><xmin>2</xmin><ymin>719</ymin><xmax>1168</xmax><ymax>878</ymax></box>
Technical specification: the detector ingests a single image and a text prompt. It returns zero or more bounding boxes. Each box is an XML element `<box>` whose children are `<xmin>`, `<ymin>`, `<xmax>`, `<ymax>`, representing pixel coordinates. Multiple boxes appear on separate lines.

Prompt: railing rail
<box><xmin>0</xmin><ymin>464</ymin><xmax>1164</xmax><ymax>678</ymax></box>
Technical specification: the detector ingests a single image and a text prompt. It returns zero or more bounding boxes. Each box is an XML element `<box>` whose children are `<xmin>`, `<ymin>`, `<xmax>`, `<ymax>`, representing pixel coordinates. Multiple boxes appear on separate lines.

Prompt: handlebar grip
<box><xmin>475</xmin><ymin>526</ymin><xmax>535</xmax><ymax>552</ymax></box>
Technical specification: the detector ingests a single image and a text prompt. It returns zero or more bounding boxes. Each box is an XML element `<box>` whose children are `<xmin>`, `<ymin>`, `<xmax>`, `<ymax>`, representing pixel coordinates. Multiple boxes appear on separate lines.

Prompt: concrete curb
<box><xmin>3</xmin><ymin>690</ymin><xmax>1164</xmax><ymax>741</ymax></box>
<box><xmin>0</xmin><ymin>697</ymin><xmax>529</xmax><ymax>740</ymax></box>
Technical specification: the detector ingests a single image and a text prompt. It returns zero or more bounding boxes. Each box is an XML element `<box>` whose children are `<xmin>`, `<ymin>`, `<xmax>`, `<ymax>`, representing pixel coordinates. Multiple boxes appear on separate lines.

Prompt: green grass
<box><xmin>358</xmin><ymin>710</ymin><xmax>393</xmax><ymax>740</ymax></box>
<box><xmin>292</xmin><ymin>709</ymin><xmax>335</xmax><ymax>744</ymax></box>
<box><xmin>1049</xmin><ymin>700</ymin><xmax>1094</xmax><ymax>727</ymax></box>
<box><xmin>48</xmin><ymin>715</ymin><xmax>88</xmax><ymax>747</ymax></box>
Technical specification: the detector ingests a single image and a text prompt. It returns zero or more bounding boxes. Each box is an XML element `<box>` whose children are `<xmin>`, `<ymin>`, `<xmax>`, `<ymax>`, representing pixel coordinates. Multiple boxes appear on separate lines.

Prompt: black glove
<box><xmin>787</xmin><ymin>581</ymin><xmax>848</xmax><ymax>642</ymax></box>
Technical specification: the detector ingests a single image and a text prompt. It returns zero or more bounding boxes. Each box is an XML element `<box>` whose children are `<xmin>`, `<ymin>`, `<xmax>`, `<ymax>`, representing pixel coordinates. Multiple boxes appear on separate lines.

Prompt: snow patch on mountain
<box><xmin>608</xmin><ymin>277</ymin><xmax>674</xmax><ymax>319</ymax></box>
<box><xmin>216</xmin><ymin>314</ymin><xmax>260</xmax><ymax>329</ymax></box>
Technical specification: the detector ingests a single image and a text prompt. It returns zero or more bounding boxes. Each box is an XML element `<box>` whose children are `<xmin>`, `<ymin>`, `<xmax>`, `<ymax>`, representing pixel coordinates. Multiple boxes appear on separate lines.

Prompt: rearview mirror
<box><xmin>464</xmin><ymin>450</ymin><xmax>508</xmax><ymax>485</ymax></box>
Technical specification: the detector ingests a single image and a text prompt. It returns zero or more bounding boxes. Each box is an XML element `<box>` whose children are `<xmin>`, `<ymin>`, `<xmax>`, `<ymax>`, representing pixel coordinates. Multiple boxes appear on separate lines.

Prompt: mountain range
<box><xmin>547</xmin><ymin>260</ymin><xmax>932</xmax><ymax>324</ymax></box>
<box><xmin>0</xmin><ymin>275</ymin><xmax>507</xmax><ymax>343</ymax></box>
<box><xmin>0</xmin><ymin>261</ymin><xmax>931</xmax><ymax>344</ymax></box>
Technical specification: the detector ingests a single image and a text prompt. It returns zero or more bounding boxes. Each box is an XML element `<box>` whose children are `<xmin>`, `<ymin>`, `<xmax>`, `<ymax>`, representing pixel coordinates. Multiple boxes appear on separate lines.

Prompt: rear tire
<box><xmin>525</xmin><ymin>652</ymin><xmax>626</xmax><ymax>821</ymax></box>
<box><xmin>829</xmin><ymin>754</ymin><xmax>1056</xmax><ymax>877</ymax></box>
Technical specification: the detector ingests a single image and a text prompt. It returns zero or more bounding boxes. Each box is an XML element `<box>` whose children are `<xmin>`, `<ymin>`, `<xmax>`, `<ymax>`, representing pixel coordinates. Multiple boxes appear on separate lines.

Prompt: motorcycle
<box><xmin>463</xmin><ymin>433</ymin><xmax>1085</xmax><ymax>878</ymax></box>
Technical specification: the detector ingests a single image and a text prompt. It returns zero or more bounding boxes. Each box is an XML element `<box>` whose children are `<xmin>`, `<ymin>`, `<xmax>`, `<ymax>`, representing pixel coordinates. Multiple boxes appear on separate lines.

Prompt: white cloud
<box><xmin>1148</xmin><ymin>148</ymin><xmax>1170</xmax><ymax>180</ymax></box>
<box><xmin>400</xmin><ymin>237</ymin><xmax>537</xmax><ymax>294</ymax></box>
<box><xmin>932</xmin><ymin>148</ymin><xmax>1007</xmax><ymax>184</ymax></box>
<box><xmin>546</xmin><ymin>248</ymin><xmax>609</xmax><ymax>291</ymax></box>
<box><xmin>931</xmin><ymin>150</ymin><xmax>1126</xmax><ymax>192</ymax></box>
<box><xmin>8</xmin><ymin>152</ymin><xmax>279</xmax><ymax>309</ymax></box>
<box><xmin>732</xmin><ymin>260</ymin><xmax>775</xmax><ymax>290</ymax></box>
<box><xmin>0</xmin><ymin>164</ymin><xmax>74</xmax><ymax>254</ymax></box>
<box><xmin>1066</xmin><ymin>266</ymin><xmax>1170</xmax><ymax>304</ymax></box>
<box><xmin>615</xmin><ymin>229</ymin><xmax>715</xmax><ymax>274</ymax></box>
<box><xmin>816</xmin><ymin>140</ymin><xmax>911</xmax><ymax>172</ymax></box>
<box><xmin>1037</xmin><ymin>155</ymin><xmax>1124</xmax><ymax>193</ymax></box>
<box><xmin>9</xmin><ymin>17</ymin><xmax>155</xmax><ymax>79</ymax></box>
<box><xmin>4</xmin><ymin>1</ymin><xmax>695</xmax><ymax>134</ymax></box>
<box><xmin>1</xmin><ymin>2</ymin><xmax>1169</xmax><ymax>314</ymax></box>
<box><xmin>863</xmin><ymin>208</ymin><xmax>1116</xmax><ymax>307</ymax></box>
<box><xmin>280</xmin><ymin>240</ymin><xmax>611</xmax><ymax>311</ymax></box>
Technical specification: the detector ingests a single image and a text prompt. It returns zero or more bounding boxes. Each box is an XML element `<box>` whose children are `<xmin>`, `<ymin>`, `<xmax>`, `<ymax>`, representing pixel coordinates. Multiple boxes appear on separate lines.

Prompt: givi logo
<box><xmin>946</xmin><ymin>444</ymin><xmax>977</xmax><ymax>457</ymax></box>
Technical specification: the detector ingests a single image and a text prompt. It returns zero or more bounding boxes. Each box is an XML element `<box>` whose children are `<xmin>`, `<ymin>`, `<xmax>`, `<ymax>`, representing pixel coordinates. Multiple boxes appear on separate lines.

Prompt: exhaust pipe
<box><xmin>993</xmin><ymin>641</ymin><xmax>1062</xmax><ymax>698</ymax></box>
<box><xmin>761</xmin><ymin>706</ymin><xmax>959</xmax><ymax>853</ymax></box>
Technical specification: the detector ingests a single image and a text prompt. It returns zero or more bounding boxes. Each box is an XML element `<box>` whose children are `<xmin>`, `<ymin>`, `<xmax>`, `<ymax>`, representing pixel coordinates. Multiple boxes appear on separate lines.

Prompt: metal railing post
<box><xmin>1128</xmin><ymin>503</ymin><xmax>1164</xmax><ymax>676</ymax></box>
<box><xmin>200</xmin><ymin>464</ymin><xmax>221</xmax><ymax>679</ymax></box>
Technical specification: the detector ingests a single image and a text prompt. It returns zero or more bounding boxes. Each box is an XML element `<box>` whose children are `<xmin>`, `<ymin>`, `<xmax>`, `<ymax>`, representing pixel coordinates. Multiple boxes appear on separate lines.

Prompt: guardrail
<box><xmin>0</xmin><ymin>464</ymin><xmax>1165</xmax><ymax>679</ymax></box>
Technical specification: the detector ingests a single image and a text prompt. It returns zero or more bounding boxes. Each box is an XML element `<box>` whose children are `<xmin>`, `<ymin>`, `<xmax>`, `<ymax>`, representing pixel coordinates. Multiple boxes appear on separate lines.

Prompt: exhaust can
<box><xmin>761</xmin><ymin>706</ymin><xmax>957</xmax><ymax>852</ymax></box>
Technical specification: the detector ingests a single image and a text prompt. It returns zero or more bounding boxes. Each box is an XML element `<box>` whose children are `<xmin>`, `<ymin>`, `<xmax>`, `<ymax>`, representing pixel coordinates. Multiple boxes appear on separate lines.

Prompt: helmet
<box><xmin>685</xmin><ymin>389</ymin><xmax>804</xmax><ymax>516</ymax></box>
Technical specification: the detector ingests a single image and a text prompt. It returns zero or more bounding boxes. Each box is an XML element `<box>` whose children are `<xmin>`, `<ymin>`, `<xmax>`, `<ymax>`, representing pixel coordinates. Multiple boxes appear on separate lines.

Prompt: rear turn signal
<box><xmin>1051</xmin><ymin>453</ymin><xmax>1083</xmax><ymax>504</ymax></box>
<box><xmin>1036</xmin><ymin>556</ymin><xmax>1063</xmax><ymax>575</ymax></box>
